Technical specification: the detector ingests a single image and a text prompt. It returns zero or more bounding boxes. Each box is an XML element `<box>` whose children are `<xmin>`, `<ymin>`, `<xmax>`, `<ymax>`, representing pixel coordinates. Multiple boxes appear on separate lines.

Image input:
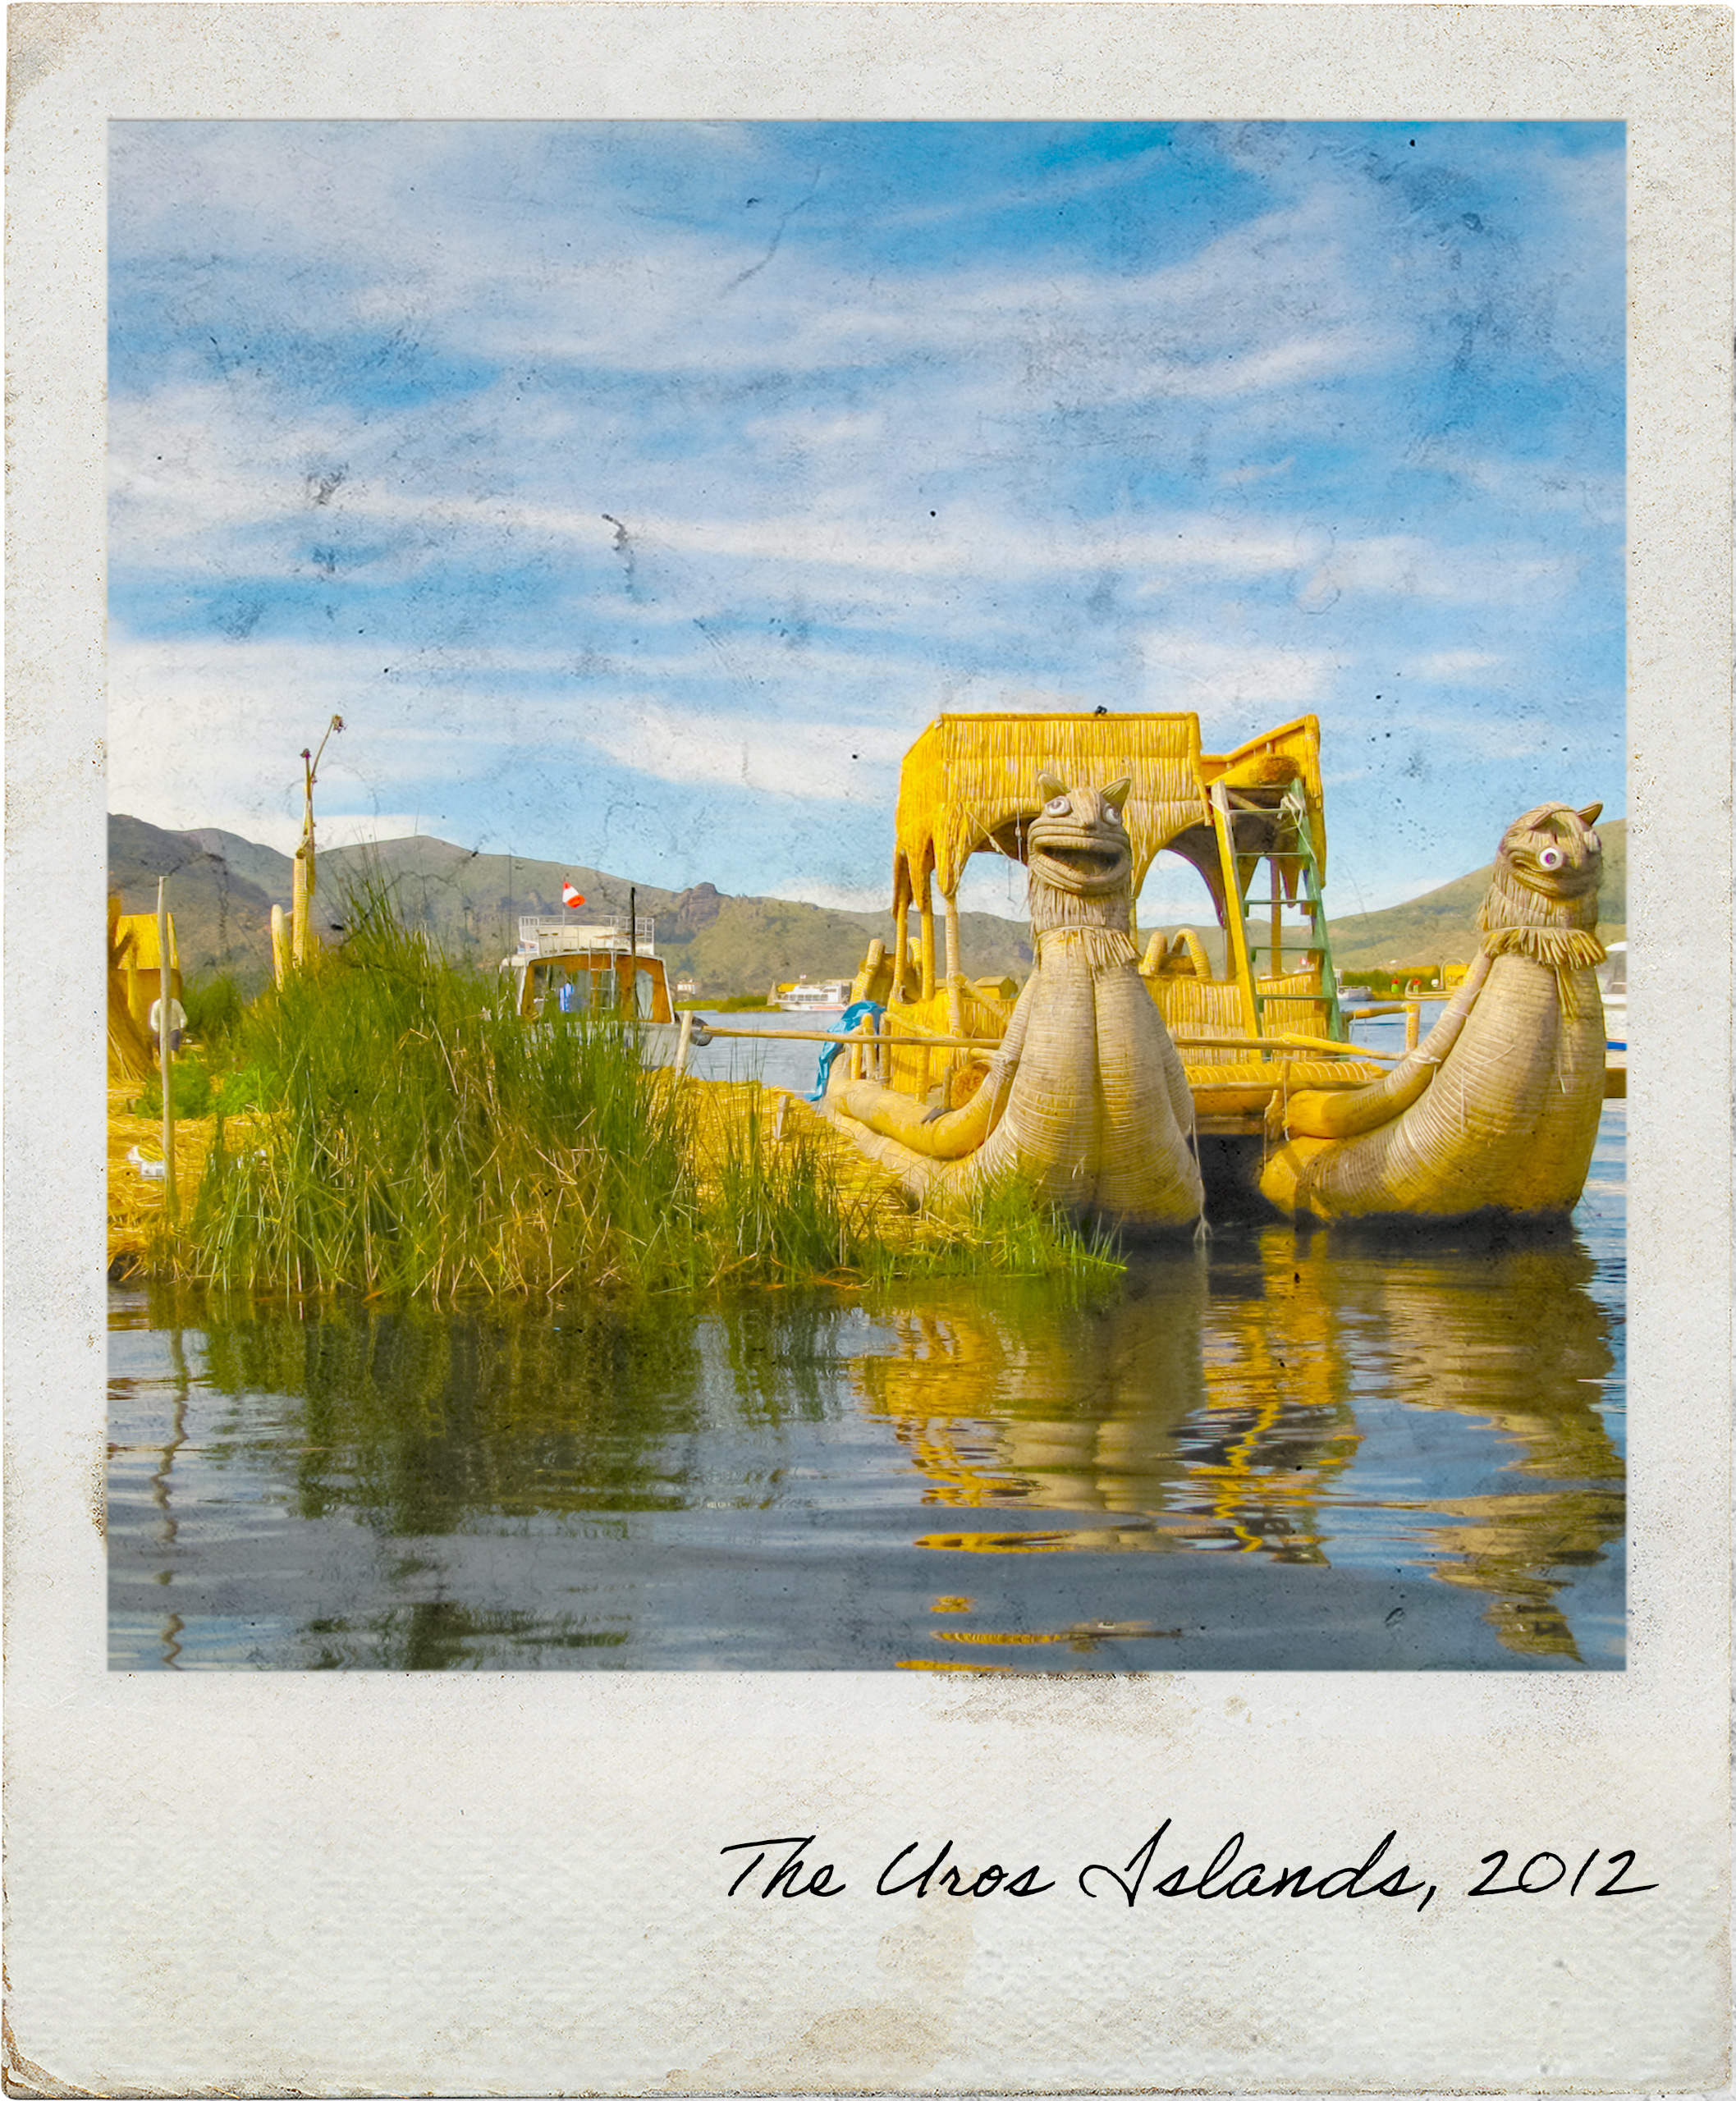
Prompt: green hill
<box><xmin>110</xmin><ymin>818</ymin><xmax>1034</xmax><ymax>996</ymax></box>
<box><xmin>310</xmin><ymin>836</ymin><xmax>1035</xmax><ymax>993</ymax></box>
<box><xmin>1324</xmin><ymin>820</ymin><xmax>1624</xmax><ymax>972</ymax></box>
<box><xmin>108</xmin><ymin>816</ymin><xmax>281</xmax><ymax>979</ymax></box>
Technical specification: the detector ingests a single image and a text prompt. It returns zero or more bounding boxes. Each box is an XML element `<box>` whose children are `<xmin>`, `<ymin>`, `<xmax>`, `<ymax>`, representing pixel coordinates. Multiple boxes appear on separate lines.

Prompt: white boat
<box><xmin>773</xmin><ymin>977</ymin><xmax>852</xmax><ymax>1016</ymax></box>
<box><xmin>1598</xmin><ymin>940</ymin><xmax>1626</xmax><ymax>1055</ymax></box>
<box><xmin>503</xmin><ymin>913</ymin><xmax>673</xmax><ymax>1025</ymax></box>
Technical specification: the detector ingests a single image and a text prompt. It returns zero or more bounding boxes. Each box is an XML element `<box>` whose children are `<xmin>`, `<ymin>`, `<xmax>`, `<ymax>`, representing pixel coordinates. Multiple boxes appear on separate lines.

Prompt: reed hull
<box><xmin>829</xmin><ymin>933</ymin><xmax>1203</xmax><ymax>1234</ymax></box>
<box><xmin>1259</xmin><ymin>957</ymin><xmax>1605</xmax><ymax>1224</ymax></box>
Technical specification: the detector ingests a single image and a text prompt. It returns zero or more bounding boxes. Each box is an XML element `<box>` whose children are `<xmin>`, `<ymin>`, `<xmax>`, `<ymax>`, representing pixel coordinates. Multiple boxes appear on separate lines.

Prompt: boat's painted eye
<box><xmin>1102</xmin><ymin>804</ymin><xmax>1122</xmax><ymax>826</ymax></box>
<box><xmin>1538</xmin><ymin>845</ymin><xmax>1564</xmax><ymax>870</ymax></box>
<box><xmin>1588</xmin><ymin>830</ymin><xmax>1602</xmax><ymax>852</ymax></box>
<box><xmin>1044</xmin><ymin>796</ymin><xmax>1070</xmax><ymax>817</ymax></box>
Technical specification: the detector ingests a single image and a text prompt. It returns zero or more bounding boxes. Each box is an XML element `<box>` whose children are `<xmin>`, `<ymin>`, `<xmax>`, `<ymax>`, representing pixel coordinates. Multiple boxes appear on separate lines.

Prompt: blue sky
<box><xmin>108</xmin><ymin>120</ymin><xmax>1624</xmax><ymax>918</ymax></box>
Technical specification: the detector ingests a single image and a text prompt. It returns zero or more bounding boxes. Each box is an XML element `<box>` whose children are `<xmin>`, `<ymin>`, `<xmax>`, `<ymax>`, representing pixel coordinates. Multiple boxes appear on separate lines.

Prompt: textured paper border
<box><xmin>6</xmin><ymin>7</ymin><xmax>1730</xmax><ymax>2093</ymax></box>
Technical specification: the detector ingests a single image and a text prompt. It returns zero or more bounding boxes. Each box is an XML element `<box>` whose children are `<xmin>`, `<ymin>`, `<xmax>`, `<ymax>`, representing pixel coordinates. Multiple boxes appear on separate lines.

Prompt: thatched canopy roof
<box><xmin>891</xmin><ymin>712</ymin><xmax>1327</xmax><ymax>909</ymax></box>
<box><xmin>109</xmin><ymin>899</ymin><xmax>181</xmax><ymax>973</ymax></box>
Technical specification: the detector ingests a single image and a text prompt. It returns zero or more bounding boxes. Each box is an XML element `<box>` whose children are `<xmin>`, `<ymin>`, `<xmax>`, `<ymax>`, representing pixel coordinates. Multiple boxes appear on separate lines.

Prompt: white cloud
<box><xmin>107</xmin><ymin>630</ymin><xmax>528</xmax><ymax>835</ymax></box>
<box><xmin>1221</xmin><ymin>455</ymin><xmax>1295</xmax><ymax>487</ymax></box>
<box><xmin>1418</xmin><ymin>447</ymin><xmax>1624</xmax><ymax>528</ymax></box>
<box><xmin>1404</xmin><ymin>649</ymin><xmax>1505</xmax><ymax>683</ymax></box>
<box><xmin>1295</xmin><ymin>535</ymin><xmax>1578</xmax><ymax>610</ymax></box>
<box><xmin>576</xmin><ymin>699</ymin><xmax>908</xmax><ymax>802</ymax></box>
<box><xmin>1138</xmin><ymin>630</ymin><xmax>1336</xmax><ymax>712</ymax></box>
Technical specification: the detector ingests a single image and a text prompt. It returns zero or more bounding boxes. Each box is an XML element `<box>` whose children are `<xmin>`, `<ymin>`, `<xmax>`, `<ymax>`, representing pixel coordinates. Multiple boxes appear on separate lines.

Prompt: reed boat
<box><xmin>818</xmin><ymin>711</ymin><xmax>1615</xmax><ymax>1230</ymax></box>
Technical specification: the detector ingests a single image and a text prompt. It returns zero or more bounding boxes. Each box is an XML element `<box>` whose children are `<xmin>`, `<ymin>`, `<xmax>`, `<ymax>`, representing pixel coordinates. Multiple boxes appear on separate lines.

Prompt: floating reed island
<box><xmin>107</xmin><ymin>895</ymin><xmax>1119</xmax><ymax>1300</ymax></box>
<box><xmin>109</xmin><ymin>708</ymin><xmax>1618</xmax><ymax>1294</ymax></box>
<box><xmin>818</xmin><ymin>710</ymin><xmax>1616</xmax><ymax>1232</ymax></box>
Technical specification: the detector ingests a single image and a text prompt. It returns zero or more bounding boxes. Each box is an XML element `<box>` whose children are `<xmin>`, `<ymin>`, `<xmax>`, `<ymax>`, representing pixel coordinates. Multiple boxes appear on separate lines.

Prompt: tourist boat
<box><xmin>502</xmin><ymin>913</ymin><xmax>674</xmax><ymax>1026</ymax></box>
<box><xmin>773</xmin><ymin>977</ymin><xmax>853</xmax><ymax>1015</ymax></box>
<box><xmin>819</xmin><ymin>710</ymin><xmax>1615</xmax><ymax>1230</ymax></box>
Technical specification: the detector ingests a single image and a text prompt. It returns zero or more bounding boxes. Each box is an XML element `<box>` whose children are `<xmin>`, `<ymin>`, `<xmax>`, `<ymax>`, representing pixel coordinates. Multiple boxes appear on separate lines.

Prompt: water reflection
<box><xmin>202</xmin><ymin>1301</ymin><xmax>708</xmax><ymax>1528</ymax></box>
<box><xmin>109</xmin><ymin>1118</ymin><xmax>1624</xmax><ymax>1671</ymax></box>
<box><xmin>846</xmin><ymin>1229</ymin><xmax>1619</xmax><ymax>1661</ymax></box>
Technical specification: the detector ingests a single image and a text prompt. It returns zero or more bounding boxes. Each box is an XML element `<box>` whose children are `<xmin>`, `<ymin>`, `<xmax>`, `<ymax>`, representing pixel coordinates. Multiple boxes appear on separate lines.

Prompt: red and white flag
<box><xmin>561</xmin><ymin>880</ymin><xmax>585</xmax><ymax>909</ymax></box>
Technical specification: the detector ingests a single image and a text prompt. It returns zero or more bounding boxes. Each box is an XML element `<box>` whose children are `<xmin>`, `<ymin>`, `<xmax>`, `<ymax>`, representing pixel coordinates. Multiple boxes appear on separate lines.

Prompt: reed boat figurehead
<box><xmin>1477</xmin><ymin>800</ymin><xmax>1605</xmax><ymax>965</ymax></box>
<box><xmin>1259</xmin><ymin>799</ymin><xmax>1610</xmax><ymax>1224</ymax></box>
<box><xmin>822</xmin><ymin>766</ymin><xmax>1204</xmax><ymax>1235</ymax></box>
<box><xmin>1026</xmin><ymin>771</ymin><xmax>1135</xmax><ymax>931</ymax></box>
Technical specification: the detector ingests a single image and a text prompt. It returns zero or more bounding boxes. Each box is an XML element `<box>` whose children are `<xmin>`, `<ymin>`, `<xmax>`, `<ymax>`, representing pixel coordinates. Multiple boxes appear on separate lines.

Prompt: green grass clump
<box><xmin>182</xmin><ymin>973</ymin><xmax>250</xmax><ymax>1047</ymax></box>
<box><xmin>186</xmin><ymin>897</ymin><xmax>700</xmax><ymax>1300</ymax></box>
<box><xmin>704</xmin><ymin>1091</ymin><xmax>877</xmax><ymax>1284</ymax></box>
<box><xmin>153</xmin><ymin>888</ymin><xmax>1122</xmax><ymax>1302</ymax></box>
<box><xmin>131</xmin><ymin>1056</ymin><xmax>217</xmax><ymax>1120</ymax></box>
<box><xmin>881</xmin><ymin>1178</ymin><xmax>1126</xmax><ymax>1285</ymax></box>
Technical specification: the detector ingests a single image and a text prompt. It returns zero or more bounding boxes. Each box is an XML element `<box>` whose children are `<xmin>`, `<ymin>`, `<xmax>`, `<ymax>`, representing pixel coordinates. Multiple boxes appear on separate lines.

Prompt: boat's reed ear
<box><xmin>1577</xmin><ymin>803</ymin><xmax>1604</xmax><ymax>826</ymax></box>
<box><xmin>1036</xmin><ymin>769</ymin><xmax>1069</xmax><ymax>800</ymax></box>
<box><xmin>1101</xmin><ymin>776</ymin><xmax>1133</xmax><ymax>812</ymax></box>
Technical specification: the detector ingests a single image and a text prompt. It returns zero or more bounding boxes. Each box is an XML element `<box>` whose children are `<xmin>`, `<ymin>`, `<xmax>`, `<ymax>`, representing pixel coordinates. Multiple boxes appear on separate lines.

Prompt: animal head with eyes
<box><xmin>1027</xmin><ymin>769</ymin><xmax>1134</xmax><ymax>898</ymax></box>
<box><xmin>1482</xmin><ymin>800</ymin><xmax>1605</xmax><ymax>931</ymax></box>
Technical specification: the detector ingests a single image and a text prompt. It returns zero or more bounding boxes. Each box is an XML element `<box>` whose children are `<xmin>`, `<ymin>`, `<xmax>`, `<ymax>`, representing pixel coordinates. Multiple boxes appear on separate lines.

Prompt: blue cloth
<box><xmin>805</xmin><ymin>1000</ymin><xmax>884</xmax><ymax>1102</ymax></box>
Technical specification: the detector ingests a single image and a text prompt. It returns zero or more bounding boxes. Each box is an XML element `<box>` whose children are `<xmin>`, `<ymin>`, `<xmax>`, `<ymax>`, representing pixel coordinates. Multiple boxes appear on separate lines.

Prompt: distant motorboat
<box><xmin>1598</xmin><ymin>941</ymin><xmax>1626</xmax><ymax>1089</ymax></box>
<box><xmin>774</xmin><ymin>978</ymin><xmax>852</xmax><ymax>1016</ymax></box>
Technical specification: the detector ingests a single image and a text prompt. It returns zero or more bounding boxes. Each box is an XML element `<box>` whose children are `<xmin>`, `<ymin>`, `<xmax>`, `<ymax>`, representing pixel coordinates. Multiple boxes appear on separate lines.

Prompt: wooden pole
<box><xmin>887</xmin><ymin>865</ymin><xmax>908</xmax><ymax>1001</ymax></box>
<box><xmin>693</xmin><ymin>1024</ymin><xmax>997</xmax><ymax>1047</ymax></box>
<box><xmin>1210</xmin><ymin>783</ymin><xmax>1260</xmax><ymax>1040</ymax></box>
<box><xmin>672</xmin><ymin>1009</ymin><xmax>695</xmax><ymax>1077</ymax></box>
<box><xmin>157</xmin><ymin>877</ymin><xmax>177</xmax><ymax>1221</ymax></box>
<box><xmin>943</xmin><ymin>887</ymin><xmax>964</xmax><ymax>1039</ymax></box>
<box><xmin>625</xmin><ymin>886</ymin><xmax>638</xmax><ymax>1014</ymax></box>
<box><xmin>1271</xmin><ymin>855</ymin><xmax>1283</xmax><ymax>978</ymax></box>
<box><xmin>291</xmin><ymin>715</ymin><xmax>344</xmax><ymax>971</ymax></box>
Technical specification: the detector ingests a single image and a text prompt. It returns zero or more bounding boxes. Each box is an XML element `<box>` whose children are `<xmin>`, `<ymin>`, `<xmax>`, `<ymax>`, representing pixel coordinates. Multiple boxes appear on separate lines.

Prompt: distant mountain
<box><xmin>108</xmin><ymin>816</ymin><xmax>280</xmax><ymax>979</ymax></box>
<box><xmin>1323</xmin><ymin>819</ymin><xmax>1624</xmax><ymax>971</ymax></box>
<box><xmin>178</xmin><ymin>826</ymin><xmax>298</xmax><ymax>899</ymax></box>
<box><xmin>108</xmin><ymin>818</ymin><xmax>1034</xmax><ymax>995</ymax></box>
<box><xmin>111</xmin><ymin>813</ymin><xmax>1625</xmax><ymax>994</ymax></box>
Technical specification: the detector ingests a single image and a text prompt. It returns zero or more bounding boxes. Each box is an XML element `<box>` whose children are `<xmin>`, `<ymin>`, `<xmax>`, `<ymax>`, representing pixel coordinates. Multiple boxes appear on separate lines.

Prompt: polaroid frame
<box><xmin>6</xmin><ymin>6</ymin><xmax>1729</xmax><ymax>2091</ymax></box>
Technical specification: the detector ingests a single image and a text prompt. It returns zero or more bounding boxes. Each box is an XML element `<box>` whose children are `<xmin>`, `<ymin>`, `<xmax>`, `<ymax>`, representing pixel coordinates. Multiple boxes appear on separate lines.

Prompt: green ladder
<box><xmin>1228</xmin><ymin>779</ymin><xmax>1348</xmax><ymax>1043</ymax></box>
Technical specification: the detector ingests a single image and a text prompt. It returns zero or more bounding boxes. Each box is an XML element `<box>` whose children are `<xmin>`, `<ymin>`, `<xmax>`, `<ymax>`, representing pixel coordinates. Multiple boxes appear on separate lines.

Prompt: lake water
<box><xmin>109</xmin><ymin>1049</ymin><xmax>1626</xmax><ymax>1673</ymax></box>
